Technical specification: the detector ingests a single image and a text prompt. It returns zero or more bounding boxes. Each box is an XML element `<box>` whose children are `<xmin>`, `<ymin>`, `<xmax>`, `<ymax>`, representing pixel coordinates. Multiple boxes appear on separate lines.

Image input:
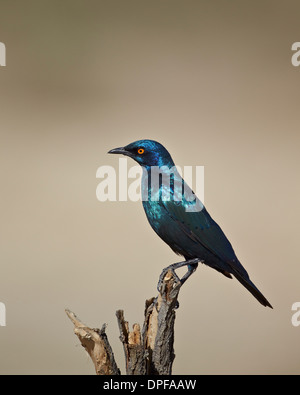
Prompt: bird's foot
<box><xmin>157</xmin><ymin>267</ymin><xmax>181</xmax><ymax>292</ymax></box>
<box><xmin>157</xmin><ymin>258</ymin><xmax>201</xmax><ymax>292</ymax></box>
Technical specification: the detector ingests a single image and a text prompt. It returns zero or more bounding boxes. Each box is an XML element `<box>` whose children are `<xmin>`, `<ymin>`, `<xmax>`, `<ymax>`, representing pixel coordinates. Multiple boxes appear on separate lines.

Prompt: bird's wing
<box><xmin>161</xmin><ymin>198</ymin><xmax>235</xmax><ymax>261</ymax></box>
<box><xmin>163</xmin><ymin>199</ymin><xmax>249</xmax><ymax>276</ymax></box>
<box><xmin>159</xmin><ymin>186</ymin><xmax>272</xmax><ymax>307</ymax></box>
<box><xmin>159</xmin><ymin>174</ymin><xmax>249</xmax><ymax>274</ymax></box>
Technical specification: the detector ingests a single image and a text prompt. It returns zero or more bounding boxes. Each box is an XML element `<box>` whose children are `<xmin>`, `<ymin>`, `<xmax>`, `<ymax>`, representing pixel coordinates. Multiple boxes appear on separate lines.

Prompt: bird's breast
<box><xmin>142</xmin><ymin>199</ymin><xmax>165</xmax><ymax>232</ymax></box>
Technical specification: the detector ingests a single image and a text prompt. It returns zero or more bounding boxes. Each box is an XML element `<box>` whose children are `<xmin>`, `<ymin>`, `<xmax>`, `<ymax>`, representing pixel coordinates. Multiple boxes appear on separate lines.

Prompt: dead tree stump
<box><xmin>66</xmin><ymin>270</ymin><xmax>181</xmax><ymax>375</ymax></box>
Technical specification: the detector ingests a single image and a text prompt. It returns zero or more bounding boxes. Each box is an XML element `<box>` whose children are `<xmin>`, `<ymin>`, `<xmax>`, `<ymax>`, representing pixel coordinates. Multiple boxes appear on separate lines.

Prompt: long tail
<box><xmin>232</xmin><ymin>269</ymin><xmax>273</xmax><ymax>308</ymax></box>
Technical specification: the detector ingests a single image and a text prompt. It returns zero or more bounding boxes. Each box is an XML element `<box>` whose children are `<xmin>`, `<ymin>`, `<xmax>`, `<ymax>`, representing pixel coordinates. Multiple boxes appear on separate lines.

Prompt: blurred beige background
<box><xmin>0</xmin><ymin>0</ymin><xmax>299</xmax><ymax>374</ymax></box>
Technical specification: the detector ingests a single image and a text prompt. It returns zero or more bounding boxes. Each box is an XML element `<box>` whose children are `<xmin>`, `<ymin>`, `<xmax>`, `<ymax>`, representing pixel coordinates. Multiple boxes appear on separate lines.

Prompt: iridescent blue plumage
<box><xmin>108</xmin><ymin>140</ymin><xmax>272</xmax><ymax>308</ymax></box>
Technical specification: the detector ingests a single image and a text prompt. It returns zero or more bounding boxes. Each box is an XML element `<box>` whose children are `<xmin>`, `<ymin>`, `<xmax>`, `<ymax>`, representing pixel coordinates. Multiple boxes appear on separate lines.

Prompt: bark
<box><xmin>65</xmin><ymin>309</ymin><xmax>120</xmax><ymax>375</ymax></box>
<box><xmin>66</xmin><ymin>270</ymin><xmax>181</xmax><ymax>375</ymax></box>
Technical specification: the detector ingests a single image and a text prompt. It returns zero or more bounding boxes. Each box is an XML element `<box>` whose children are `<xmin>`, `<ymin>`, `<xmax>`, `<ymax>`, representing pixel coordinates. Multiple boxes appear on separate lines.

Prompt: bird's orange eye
<box><xmin>138</xmin><ymin>148</ymin><xmax>145</xmax><ymax>154</ymax></box>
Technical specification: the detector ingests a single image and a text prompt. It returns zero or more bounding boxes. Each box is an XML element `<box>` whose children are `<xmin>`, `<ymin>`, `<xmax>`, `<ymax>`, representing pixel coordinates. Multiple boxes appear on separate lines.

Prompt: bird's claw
<box><xmin>157</xmin><ymin>268</ymin><xmax>181</xmax><ymax>292</ymax></box>
<box><xmin>157</xmin><ymin>258</ymin><xmax>200</xmax><ymax>292</ymax></box>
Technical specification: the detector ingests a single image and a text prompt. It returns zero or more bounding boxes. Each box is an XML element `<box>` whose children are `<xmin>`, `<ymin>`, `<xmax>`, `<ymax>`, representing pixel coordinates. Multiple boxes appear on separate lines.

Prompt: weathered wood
<box><xmin>65</xmin><ymin>309</ymin><xmax>120</xmax><ymax>375</ymax></box>
<box><xmin>142</xmin><ymin>270</ymin><xmax>180</xmax><ymax>375</ymax></box>
<box><xmin>66</xmin><ymin>270</ymin><xmax>181</xmax><ymax>375</ymax></box>
<box><xmin>116</xmin><ymin>310</ymin><xmax>146</xmax><ymax>375</ymax></box>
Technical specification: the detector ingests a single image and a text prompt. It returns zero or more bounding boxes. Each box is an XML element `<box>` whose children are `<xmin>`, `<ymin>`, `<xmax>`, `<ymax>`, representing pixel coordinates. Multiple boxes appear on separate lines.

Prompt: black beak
<box><xmin>108</xmin><ymin>147</ymin><xmax>133</xmax><ymax>157</ymax></box>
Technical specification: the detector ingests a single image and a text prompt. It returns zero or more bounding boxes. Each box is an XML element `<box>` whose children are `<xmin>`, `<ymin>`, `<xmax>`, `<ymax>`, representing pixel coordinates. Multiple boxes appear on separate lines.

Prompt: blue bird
<box><xmin>108</xmin><ymin>140</ymin><xmax>272</xmax><ymax>308</ymax></box>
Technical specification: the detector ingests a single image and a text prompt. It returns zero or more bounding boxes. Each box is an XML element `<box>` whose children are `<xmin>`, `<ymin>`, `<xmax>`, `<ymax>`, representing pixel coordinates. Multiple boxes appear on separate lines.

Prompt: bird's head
<box><xmin>108</xmin><ymin>140</ymin><xmax>175</xmax><ymax>168</ymax></box>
